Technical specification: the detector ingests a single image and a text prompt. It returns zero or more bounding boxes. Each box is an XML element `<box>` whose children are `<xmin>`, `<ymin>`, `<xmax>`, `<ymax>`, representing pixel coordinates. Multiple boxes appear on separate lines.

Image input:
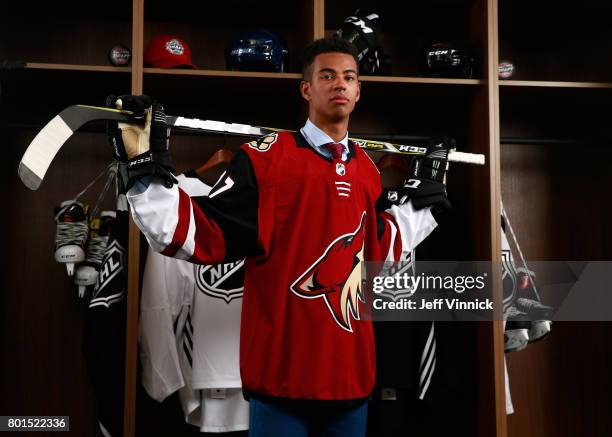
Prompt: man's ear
<box><xmin>300</xmin><ymin>80</ymin><xmax>312</xmax><ymax>101</ymax></box>
<box><xmin>355</xmin><ymin>80</ymin><xmax>361</xmax><ymax>103</ymax></box>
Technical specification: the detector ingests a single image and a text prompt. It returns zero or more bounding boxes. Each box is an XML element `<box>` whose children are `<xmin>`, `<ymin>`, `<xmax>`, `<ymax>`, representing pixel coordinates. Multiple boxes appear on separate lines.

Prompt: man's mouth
<box><xmin>331</xmin><ymin>96</ymin><xmax>349</xmax><ymax>104</ymax></box>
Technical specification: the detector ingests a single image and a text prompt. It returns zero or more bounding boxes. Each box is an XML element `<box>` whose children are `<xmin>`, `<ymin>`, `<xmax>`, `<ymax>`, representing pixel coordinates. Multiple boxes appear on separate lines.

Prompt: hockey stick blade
<box><xmin>19</xmin><ymin>104</ymin><xmax>485</xmax><ymax>190</ymax></box>
<box><xmin>18</xmin><ymin>105</ymin><xmax>131</xmax><ymax>190</ymax></box>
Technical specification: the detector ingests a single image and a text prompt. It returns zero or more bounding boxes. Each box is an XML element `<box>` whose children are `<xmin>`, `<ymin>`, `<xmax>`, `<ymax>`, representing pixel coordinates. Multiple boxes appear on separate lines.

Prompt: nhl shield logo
<box><xmin>377</xmin><ymin>254</ymin><xmax>417</xmax><ymax>302</ymax></box>
<box><xmin>195</xmin><ymin>259</ymin><xmax>245</xmax><ymax>303</ymax></box>
<box><xmin>336</xmin><ymin>162</ymin><xmax>346</xmax><ymax>176</ymax></box>
<box><xmin>94</xmin><ymin>239</ymin><xmax>126</xmax><ymax>296</ymax></box>
<box><xmin>387</xmin><ymin>190</ymin><xmax>398</xmax><ymax>202</ymax></box>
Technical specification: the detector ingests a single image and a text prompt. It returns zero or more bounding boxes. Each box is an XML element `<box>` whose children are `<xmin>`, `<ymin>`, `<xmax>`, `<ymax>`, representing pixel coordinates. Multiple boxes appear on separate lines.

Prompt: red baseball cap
<box><xmin>144</xmin><ymin>35</ymin><xmax>197</xmax><ymax>69</ymax></box>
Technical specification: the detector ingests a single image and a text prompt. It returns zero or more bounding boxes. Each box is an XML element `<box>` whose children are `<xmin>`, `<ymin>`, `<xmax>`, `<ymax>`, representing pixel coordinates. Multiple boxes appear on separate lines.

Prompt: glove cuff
<box><xmin>118</xmin><ymin>152</ymin><xmax>177</xmax><ymax>192</ymax></box>
<box><xmin>151</xmin><ymin>149</ymin><xmax>175</xmax><ymax>174</ymax></box>
<box><xmin>379</xmin><ymin>179</ymin><xmax>450</xmax><ymax>211</ymax></box>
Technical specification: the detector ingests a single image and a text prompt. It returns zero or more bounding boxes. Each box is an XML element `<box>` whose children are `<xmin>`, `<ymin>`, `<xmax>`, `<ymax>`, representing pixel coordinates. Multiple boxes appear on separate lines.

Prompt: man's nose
<box><xmin>334</xmin><ymin>78</ymin><xmax>347</xmax><ymax>90</ymax></box>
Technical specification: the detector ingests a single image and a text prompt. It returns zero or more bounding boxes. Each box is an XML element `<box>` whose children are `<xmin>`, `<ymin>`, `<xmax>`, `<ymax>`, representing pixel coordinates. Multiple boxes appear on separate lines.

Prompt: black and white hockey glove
<box><xmin>106</xmin><ymin>94</ymin><xmax>176</xmax><ymax>191</ymax></box>
<box><xmin>377</xmin><ymin>137</ymin><xmax>453</xmax><ymax>211</ymax></box>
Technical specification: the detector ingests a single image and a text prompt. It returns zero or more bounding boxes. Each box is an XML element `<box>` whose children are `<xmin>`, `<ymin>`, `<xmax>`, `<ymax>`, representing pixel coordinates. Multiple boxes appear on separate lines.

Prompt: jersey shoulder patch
<box><xmin>351</xmin><ymin>141</ymin><xmax>381</xmax><ymax>176</ymax></box>
<box><xmin>247</xmin><ymin>132</ymin><xmax>279</xmax><ymax>152</ymax></box>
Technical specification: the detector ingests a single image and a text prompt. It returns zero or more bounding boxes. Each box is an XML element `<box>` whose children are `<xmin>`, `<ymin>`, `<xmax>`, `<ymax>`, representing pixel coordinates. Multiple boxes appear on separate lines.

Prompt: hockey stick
<box><xmin>18</xmin><ymin>104</ymin><xmax>486</xmax><ymax>190</ymax></box>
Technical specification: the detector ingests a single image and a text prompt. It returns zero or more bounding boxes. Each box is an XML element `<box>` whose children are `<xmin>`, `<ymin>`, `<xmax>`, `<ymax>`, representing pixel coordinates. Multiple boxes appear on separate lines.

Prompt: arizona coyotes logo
<box><xmin>290</xmin><ymin>212</ymin><xmax>366</xmax><ymax>332</ymax></box>
<box><xmin>248</xmin><ymin>133</ymin><xmax>278</xmax><ymax>152</ymax></box>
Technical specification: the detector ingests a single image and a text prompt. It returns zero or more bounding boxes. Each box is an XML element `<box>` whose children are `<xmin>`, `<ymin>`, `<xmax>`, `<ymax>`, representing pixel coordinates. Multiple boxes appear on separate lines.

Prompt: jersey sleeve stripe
<box><xmin>175</xmin><ymin>199</ymin><xmax>197</xmax><ymax>260</ymax></box>
<box><xmin>161</xmin><ymin>188</ymin><xmax>192</xmax><ymax>258</ymax></box>
<box><xmin>383</xmin><ymin>217</ymin><xmax>398</xmax><ymax>262</ymax></box>
<box><xmin>189</xmin><ymin>199</ymin><xmax>227</xmax><ymax>265</ymax></box>
<box><xmin>128</xmin><ymin>178</ymin><xmax>229</xmax><ymax>265</ymax></box>
<box><xmin>377</xmin><ymin>211</ymin><xmax>404</xmax><ymax>263</ymax></box>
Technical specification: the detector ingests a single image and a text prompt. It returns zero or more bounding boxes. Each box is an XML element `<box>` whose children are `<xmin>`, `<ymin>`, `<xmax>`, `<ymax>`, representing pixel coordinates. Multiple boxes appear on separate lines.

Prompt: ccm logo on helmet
<box><xmin>345</xmin><ymin>16</ymin><xmax>375</xmax><ymax>34</ymax></box>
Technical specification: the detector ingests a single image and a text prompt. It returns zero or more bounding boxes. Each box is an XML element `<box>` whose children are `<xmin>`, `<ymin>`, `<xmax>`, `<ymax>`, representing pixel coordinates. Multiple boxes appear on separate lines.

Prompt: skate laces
<box><xmin>55</xmin><ymin>219</ymin><xmax>89</xmax><ymax>250</ymax></box>
<box><xmin>515</xmin><ymin>297</ymin><xmax>553</xmax><ymax>314</ymax></box>
<box><xmin>505</xmin><ymin>304</ymin><xmax>527</xmax><ymax>319</ymax></box>
<box><xmin>85</xmin><ymin>234</ymin><xmax>109</xmax><ymax>264</ymax></box>
<box><xmin>54</xmin><ymin>163</ymin><xmax>118</xmax><ymax>284</ymax></box>
<box><xmin>515</xmin><ymin>298</ymin><xmax>540</xmax><ymax>310</ymax></box>
<box><xmin>54</xmin><ymin>163</ymin><xmax>116</xmax><ymax>248</ymax></box>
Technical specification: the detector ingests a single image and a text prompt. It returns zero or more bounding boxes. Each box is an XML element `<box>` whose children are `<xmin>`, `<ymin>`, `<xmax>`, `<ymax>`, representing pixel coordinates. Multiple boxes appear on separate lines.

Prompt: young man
<box><xmin>109</xmin><ymin>37</ymin><xmax>450</xmax><ymax>437</ymax></box>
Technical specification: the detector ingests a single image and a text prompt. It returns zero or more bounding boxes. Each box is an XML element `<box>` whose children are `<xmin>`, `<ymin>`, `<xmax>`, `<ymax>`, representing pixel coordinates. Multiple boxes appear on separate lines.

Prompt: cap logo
<box><xmin>165</xmin><ymin>39</ymin><xmax>185</xmax><ymax>56</ymax></box>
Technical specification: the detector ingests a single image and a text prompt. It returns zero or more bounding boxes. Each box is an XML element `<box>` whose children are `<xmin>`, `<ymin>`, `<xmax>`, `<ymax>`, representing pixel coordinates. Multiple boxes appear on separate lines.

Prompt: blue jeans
<box><xmin>248</xmin><ymin>398</ymin><xmax>368</xmax><ymax>437</ymax></box>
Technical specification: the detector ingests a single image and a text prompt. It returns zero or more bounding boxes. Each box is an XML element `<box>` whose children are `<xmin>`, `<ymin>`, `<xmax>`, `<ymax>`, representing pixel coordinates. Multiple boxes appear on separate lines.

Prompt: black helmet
<box><xmin>423</xmin><ymin>42</ymin><xmax>475</xmax><ymax>79</ymax></box>
<box><xmin>335</xmin><ymin>10</ymin><xmax>391</xmax><ymax>75</ymax></box>
<box><xmin>226</xmin><ymin>30</ymin><xmax>289</xmax><ymax>73</ymax></box>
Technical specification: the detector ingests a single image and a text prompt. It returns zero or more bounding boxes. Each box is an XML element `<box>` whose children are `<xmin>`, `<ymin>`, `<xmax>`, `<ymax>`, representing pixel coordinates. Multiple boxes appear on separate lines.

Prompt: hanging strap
<box><xmin>90</xmin><ymin>163</ymin><xmax>118</xmax><ymax>219</ymax></box>
<box><xmin>53</xmin><ymin>163</ymin><xmax>116</xmax><ymax>221</ymax></box>
<box><xmin>501</xmin><ymin>201</ymin><xmax>541</xmax><ymax>301</ymax></box>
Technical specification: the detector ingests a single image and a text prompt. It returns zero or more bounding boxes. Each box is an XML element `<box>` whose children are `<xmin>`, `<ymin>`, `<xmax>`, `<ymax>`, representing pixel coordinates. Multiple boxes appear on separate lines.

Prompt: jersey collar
<box><xmin>300</xmin><ymin>119</ymin><xmax>349</xmax><ymax>161</ymax></box>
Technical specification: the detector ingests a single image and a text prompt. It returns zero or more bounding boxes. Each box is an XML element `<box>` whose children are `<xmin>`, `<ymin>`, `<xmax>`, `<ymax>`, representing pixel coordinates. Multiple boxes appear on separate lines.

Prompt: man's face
<box><xmin>300</xmin><ymin>52</ymin><xmax>361</xmax><ymax>122</ymax></box>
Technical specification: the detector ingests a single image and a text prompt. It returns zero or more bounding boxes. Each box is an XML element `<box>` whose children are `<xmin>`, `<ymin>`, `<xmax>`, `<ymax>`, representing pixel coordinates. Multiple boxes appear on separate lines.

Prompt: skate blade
<box><xmin>528</xmin><ymin>320</ymin><xmax>552</xmax><ymax>343</ymax></box>
<box><xmin>505</xmin><ymin>329</ymin><xmax>529</xmax><ymax>353</ymax></box>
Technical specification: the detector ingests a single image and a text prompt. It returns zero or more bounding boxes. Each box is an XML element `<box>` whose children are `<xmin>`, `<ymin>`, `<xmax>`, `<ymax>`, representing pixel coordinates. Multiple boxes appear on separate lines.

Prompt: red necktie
<box><xmin>325</xmin><ymin>142</ymin><xmax>344</xmax><ymax>160</ymax></box>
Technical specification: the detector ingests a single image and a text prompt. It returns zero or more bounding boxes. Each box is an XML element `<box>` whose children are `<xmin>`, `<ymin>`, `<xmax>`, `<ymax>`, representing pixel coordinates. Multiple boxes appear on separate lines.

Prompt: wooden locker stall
<box><xmin>498</xmin><ymin>1</ymin><xmax>612</xmax><ymax>436</ymax></box>
<box><xmin>132</xmin><ymin>1</ymin><xmax>500</xmax><ymax>435</ymax></box>
<box><xmin>0</xmin><ymin>1</ymin><xmax>134</xmax><ymax>436</ymax></box>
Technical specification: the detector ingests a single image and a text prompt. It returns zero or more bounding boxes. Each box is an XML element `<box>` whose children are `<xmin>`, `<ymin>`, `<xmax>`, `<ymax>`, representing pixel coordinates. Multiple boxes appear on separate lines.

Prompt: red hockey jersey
<box><xmin>128</xmin><ymin>131</ymin><xmax>438</xmax><ymax>400</ymax></box>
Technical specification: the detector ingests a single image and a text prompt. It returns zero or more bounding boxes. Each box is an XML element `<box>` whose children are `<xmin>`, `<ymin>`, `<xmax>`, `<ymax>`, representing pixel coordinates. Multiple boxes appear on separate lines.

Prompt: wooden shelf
<box><xmin>143</xmin><ymin>68</ymin><xmax>301</xmax><ymax>79</ymax></box>
<box><xmin>360</xmin><ymin>76</ymin><xmax>483</xmax><ymax>85</ymax></box>
<box><xmin>143</xmin><ymin>67</ymin><xmax>483</xmax><ymax>85</ymax></box>
<box><xmin>25</xmin><ymin>62</ymin><xmax>132</xmax><ymax>73</ymax></box>
<box><xmin>499</xmin><ymin>80</ymin><xmax>612</xmax><ymax>89</ymax></box>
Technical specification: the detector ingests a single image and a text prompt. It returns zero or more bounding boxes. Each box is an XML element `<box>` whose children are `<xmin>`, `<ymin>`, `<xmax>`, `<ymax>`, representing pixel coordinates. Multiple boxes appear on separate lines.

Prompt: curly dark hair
<box><xmin>301</xmin><ymin>37</ymin><xmax>359</xmax><ymax>80</ymax></box>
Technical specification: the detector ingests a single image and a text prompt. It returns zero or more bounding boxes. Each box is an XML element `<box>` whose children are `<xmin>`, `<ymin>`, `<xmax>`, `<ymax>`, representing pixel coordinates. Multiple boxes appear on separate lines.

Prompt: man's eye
<box><xmin>345</xmin><ymin>76</ymin><xmax>356</xmax><ymax>82</ymax></box>
<box><xmin>321</xmin><ymin>74</ymin><xmax>334</xmax><ymax>80</ymax></box>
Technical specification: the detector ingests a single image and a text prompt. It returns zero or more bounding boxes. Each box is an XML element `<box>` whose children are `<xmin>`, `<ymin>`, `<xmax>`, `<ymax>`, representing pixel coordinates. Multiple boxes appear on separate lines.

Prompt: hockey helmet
<box><xmin>359</xmin><ymin>47</ymin><xmax>392</xmax><ymax>76</ymax></box>
<box><xmin>226</xmin><ymin>30</ymin><xmax>288</xmax><ymax>73</ymax></box>
<box><xmin>335</xmin><ymin>9</ymin><xmax>391</xmax><ymax>75</ymax></box>
<box><xmin>423</xmin><ymin>42</ymin><xmax>475</xmax><ymax>79</ymax></box>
